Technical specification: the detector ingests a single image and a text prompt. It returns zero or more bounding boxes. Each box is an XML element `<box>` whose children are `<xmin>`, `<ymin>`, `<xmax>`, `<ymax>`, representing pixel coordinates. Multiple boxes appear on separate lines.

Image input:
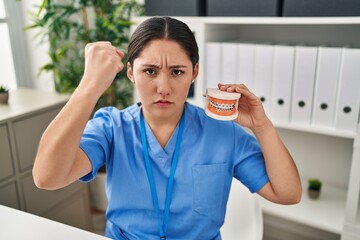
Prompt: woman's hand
<box><xmin>33</xmin><ymin>41</ymin><xmax>125</xmax><ymax>190</ymax></box>
<box><xmin>219</xmin><ymin>83</ymin><xmax>302</xmax><ymax>204</ymax></box>
<box><xmin>79</xmin><ymin>41</ymin><xmax>125</xmax><ymax>97</ymax></box>
<box><xmin>218</xmin><ymin>83</ymin><xmax>270</xmax><ymax>132</ymax></box>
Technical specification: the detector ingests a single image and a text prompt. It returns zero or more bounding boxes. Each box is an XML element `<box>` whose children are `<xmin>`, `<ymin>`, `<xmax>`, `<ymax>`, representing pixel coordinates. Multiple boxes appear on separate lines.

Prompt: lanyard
<box><xmin>140</xmin><ymin>110</ymin><xmax>185</xmax><ymax>240</ymax></box>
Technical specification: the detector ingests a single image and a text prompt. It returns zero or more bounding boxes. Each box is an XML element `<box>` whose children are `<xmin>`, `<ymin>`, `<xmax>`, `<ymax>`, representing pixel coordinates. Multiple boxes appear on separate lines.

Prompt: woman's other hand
<box><xmin>218</xmin><ymin>83</ymin><xmax>302</xmax><ymax>204</ymax></box>
<box><xmin>80</xmin><ymin>41</ymin><xmax>125</xmax><ymax>97</ymax></box>
<box><xmin>218</xmin><ymin>83</ymin><xmax>269</xmax><ymax>133</ymax></box>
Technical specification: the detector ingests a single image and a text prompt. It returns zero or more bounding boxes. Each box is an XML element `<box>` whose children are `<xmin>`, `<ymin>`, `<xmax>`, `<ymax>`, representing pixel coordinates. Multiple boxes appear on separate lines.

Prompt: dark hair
<box><xmin>127</xmin><ymin>17</ymin><xmax>199</xmax><ymax>69</ymax></box>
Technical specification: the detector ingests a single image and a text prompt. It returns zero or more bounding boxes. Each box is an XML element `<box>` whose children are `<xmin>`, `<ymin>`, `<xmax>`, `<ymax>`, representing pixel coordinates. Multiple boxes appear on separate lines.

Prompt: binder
<box><xmin>311</xmin><ymin>47</ymin><xmax>342</xmax><ymax>128</ymax></box>
<box><xmin>253</xmin><ymin>44</ymin><xmax>274</xmax><ymax>115</ymax></box>
<box><xmin>334</xmin><ymin>48</ymin><xmax>360</xmax><ymax>132</ymax></box>
<box><xmin>221</xmin><ymin>42</ymin><xmax>238</xmax><ymax>84</ymax></box>
<box><xmin>205</xmin><ymin>42</ymin><xmax>222</xmax><ymax>88</ymax></box>
<box><xmin>290</xmin><ymin>46</ymin><xmax>318</xmax><ymax>125</ymax></box>
<box><xmin>270</xmin><ymin>45</ymin><xmax>295</xmax><ymax>124</ymax></box>
<box><xmin>236</xmin><ymin>43</ymin><xmax>256</xmax><ymax>89</ymax></box>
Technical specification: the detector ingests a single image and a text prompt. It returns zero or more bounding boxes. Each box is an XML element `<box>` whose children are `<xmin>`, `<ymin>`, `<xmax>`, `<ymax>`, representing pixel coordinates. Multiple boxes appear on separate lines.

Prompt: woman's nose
<box><xmin>157</xmin><ymin>74</ymin><xmax>171</xmax><ymax>96</ymax></box>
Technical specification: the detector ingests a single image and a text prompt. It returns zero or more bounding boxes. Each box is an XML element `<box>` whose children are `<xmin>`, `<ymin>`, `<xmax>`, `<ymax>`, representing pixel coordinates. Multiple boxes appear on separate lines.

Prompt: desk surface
<box><xmin>0</xmin><ymin>205</ymin><xmax>110</xmax><ymax>240</ymax></box>
<box><xmin>0</xmin><ymin>88</ymin><xmax>70</xmax><ymax>122</ymax></box>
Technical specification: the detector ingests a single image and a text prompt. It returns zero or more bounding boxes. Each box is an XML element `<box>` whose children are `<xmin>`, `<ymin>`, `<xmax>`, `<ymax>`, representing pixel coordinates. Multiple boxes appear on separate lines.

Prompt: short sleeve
<box><xmin>79</xmin><ymin>107</ymin><xmax>114</xmax><ymax>182</ymax></box>
<box><xmin>233</xmin><ymin>127</ymin><xmax>269</xmax><ymax>193</ymax></box>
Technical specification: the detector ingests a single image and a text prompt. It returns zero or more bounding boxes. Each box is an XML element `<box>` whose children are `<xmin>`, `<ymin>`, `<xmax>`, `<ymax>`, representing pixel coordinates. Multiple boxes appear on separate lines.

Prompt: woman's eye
<box><xmin>144</xmin><ymin>69</ymin><xmax>156</xmax><ymax>75</ymax></box>
<box><xmin>173</xmin><ymin>69</ymin><xmax>184</xmax><ymax>76</ymax></box>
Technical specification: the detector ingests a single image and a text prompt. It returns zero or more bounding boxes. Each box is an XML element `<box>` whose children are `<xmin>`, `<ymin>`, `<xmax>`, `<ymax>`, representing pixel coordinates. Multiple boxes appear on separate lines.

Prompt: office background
<box><xmin>1</xmin><ymin>1</ymin><xmax>360</xmax><ymax>240</ymax></box>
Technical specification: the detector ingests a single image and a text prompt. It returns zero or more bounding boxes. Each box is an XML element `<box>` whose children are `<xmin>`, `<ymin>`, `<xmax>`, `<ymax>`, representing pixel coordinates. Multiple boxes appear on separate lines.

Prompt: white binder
<box><xmin>270</xmin><ymin>45</ymin><xmax>295</xmax><ymax>124</ymax></box>
<box><xmin>237</xmin><ymin>43</ymin><xmax>256</xmax><ymax>89</ymax></box>
<box><xmin>205</xmin><ymin>42</ymin><xmax>222</xmax><ymax>88</ymax></box>
<box><xmin>221</xmin><ymin>42</ymin><xmax>238</xmax><ymax>84</ymax></box>
<box><xmin>334</xmin><ymin>48</ymin><xmax>360</xmax><ymax>132</ymax></box>
<box><xmin>312</xmin><ymin>47</ymin><xmax>342</xmax><ymax>129</ymax></box>
<box><xmin>253</xmin><ymin>44</ymin><xmax>274</xmax><ymax>115</ymax></box>
<box><xmin>291</xmin><ymin>46</ymin><xmax>318</xmax><ymax>126</ymax></box>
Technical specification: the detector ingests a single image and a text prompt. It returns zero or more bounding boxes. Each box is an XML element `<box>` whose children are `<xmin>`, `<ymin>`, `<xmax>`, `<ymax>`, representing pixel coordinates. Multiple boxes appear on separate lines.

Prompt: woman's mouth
<box><xmin>155</xmin><ymin>100</ymin><xmax>173</xmax><ymax>107</ymax></box>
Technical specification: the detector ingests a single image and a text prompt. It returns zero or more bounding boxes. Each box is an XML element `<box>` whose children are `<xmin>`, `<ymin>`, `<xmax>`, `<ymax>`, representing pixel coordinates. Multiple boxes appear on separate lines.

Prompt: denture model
<box><xmin>205</xmin><ymin>88</ymin><xmax>241</xmax><ymax>121</ymax></box>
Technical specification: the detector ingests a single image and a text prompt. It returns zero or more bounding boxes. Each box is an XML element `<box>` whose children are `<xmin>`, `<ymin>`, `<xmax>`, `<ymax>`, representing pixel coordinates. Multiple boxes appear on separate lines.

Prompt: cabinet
<box><xmin>0</xmin><ymin>88</ymin><xmax>92</xmax><ymax>231</ymax></box>
<box><xmin>132</xmin><ymin>17</ymin><xmax>360</xmax><ymax>240</ymax></box>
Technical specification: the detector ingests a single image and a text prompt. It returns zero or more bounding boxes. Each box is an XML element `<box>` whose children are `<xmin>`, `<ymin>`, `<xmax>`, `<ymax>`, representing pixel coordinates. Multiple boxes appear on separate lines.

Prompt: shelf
<box><xmin>131</xmin><ymin>16</ymin><xmax>360</xmax><ymax>238</ymax></box>
<box><xmin>275</xmin><ymin>122</ymin><xmax>357</xmax><ymax>139</ymax></box>
<box><xmin>133</xmin><ymin>16</ymin><xmax>360</xmax><ymax>25</ymax></box>
<box><xmin>259</xmin><ymin>181</ymin><xmax>347</xmax><ymax>234</ymax></box>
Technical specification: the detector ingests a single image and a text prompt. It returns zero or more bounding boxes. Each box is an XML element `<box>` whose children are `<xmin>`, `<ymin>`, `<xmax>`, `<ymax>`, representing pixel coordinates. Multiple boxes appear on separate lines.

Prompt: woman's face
<box><xmin>127</xmin><ymin>39</ymin><xmax>198</xmax><ymax>121</ymax></box>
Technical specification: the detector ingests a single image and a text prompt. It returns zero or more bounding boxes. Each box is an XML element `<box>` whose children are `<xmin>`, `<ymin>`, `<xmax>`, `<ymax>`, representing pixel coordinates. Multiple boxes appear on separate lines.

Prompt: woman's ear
<box><xmin>192</xmin><ymin>63</ymin><xmax>199</xmax><ymax>81</ymax></box>
<box><xmin>127</xmin><ymin>62</ymin><xmax>134</xmax><ymax>83</ymax></box>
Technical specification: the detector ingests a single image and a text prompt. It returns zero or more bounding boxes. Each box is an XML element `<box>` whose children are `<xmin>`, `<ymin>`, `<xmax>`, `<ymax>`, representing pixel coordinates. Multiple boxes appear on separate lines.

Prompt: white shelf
<box><xmin>275</xmin><ymin>122</ymin><xmax>357</xmax><ymax>139</ymax></box>
<box><xmin>133</xmin><ymin>16</ymin><xmax>360</xmax><ymax>25</ymax></box>
<box><xmin>132</xmin><ymin>16</ymin><xmax>360</xmax><ymax>238</ymax></box>
<box><xmin>259</xmin><ymin>181</ymin><xmax>347</xmax><ymax>234</ymax></box>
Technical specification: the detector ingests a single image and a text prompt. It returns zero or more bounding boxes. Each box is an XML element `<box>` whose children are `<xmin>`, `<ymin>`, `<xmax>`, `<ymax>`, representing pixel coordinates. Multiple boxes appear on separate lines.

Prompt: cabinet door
<box><xmin>0</xmin><ymin>125</ymin><xmax>14</xmax><ymax>181</ymax></box>
<box><xmin>45</xmin><ymin>190</ymin><xmax>92</xmax><ymax>231</ymax></box>
<box><xmin>13</xmin><ymin>109</ymin><xmax>59</xmax><ymax>171</ymax></box>
<box><xmin>0</xmin><ymin>182</ymin><xmax>20</xmax><ymax>209</ymax></box>
<box><xmin>22</xmin><ymin>174</ymin><xmax>84</xmax><ymax>216</ymax></box>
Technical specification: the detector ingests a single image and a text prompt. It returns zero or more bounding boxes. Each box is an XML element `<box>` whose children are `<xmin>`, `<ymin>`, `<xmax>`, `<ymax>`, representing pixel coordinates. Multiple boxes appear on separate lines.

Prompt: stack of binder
<box><xmin>271</xmin><ymin>45</ymin><xmax>295</xmax><ymax>124</ymax></box>
<box><xmin>205</xmin><ymin>42</ymin><xmax>360</xmax><ymax>133</ymax></box>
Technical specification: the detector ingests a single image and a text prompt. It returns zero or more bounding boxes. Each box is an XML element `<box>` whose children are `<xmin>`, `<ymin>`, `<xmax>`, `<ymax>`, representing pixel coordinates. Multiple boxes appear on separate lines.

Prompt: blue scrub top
<box><xmin>80</xmin><ymin>102</ymin><xmax>269</xmax><ymax>240</ymax></box>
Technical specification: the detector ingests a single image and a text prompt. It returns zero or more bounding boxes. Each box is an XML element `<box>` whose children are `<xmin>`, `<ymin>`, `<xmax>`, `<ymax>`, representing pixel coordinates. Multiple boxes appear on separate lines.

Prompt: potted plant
<box><xmin>26</xmin><ymin>0</ymin><xmax>143</xmax><ymax>216</ymax></box>
<box><xmin>0</xmin><ymin>85</ymin><xmax>9</xmax><ymax>104</ymax></box>
<box><xmin>26</xmin><ymin>0</ymin><xmax>144</xmax><ymax>111</ymax></box>
<box><xmin>308</xmin><ymin>178</ymin><xmax>322</xmax><ymax>199</ymax></box>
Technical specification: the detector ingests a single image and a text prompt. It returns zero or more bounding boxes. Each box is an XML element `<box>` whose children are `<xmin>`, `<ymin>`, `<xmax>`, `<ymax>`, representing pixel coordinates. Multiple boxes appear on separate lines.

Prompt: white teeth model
<box><xmin>209</xmin><ymin>100</ymin><xmax>236</xmax><ymax>111</ymax></box>
<box><xmin>204</xmin><ymin>88</ymin><xmax>241</xmax><ymax>121</ymax></box>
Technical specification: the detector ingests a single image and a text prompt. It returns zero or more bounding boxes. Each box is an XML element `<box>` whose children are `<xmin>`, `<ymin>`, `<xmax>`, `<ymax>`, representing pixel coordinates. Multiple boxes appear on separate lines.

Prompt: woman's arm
<box><xmin>33</xmin><ymin>42</ymin><xmax>124</xmax><ymax>190</ymax></box>
<box><xmin>219</xmin><ymin>83</ymin><xmax>302</xmax><ymax>204</ymax></box>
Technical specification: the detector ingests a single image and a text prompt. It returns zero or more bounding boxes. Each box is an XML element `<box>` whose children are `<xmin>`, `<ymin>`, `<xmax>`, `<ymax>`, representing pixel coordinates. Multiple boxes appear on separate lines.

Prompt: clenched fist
<box><xmin>79</xmin><ymin>41</ymin><xmax>125</xmax><ymax>98</ymax></box>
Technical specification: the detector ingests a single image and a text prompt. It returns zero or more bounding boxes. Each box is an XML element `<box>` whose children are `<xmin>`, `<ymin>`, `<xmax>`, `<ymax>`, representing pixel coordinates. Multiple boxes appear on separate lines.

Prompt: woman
<box><xmin>33</xmin><ymin>16</ymin><xmax>301</xmax><ymax>239</ymax></box>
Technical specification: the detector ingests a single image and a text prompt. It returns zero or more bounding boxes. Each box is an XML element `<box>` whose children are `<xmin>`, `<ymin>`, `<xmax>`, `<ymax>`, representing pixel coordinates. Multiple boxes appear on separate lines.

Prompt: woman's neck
<box><xmin>141</xmin><ymin>108</ymin><xmax>184</xmax><ymax>148</ymax></box>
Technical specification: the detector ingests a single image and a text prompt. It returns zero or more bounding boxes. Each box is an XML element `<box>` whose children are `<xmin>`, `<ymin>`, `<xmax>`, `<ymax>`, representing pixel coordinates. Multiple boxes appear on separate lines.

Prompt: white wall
<box><xmin>21</xmin><ymin>0</ymin><xmax>55</xmax><ymax>92</ymax></box>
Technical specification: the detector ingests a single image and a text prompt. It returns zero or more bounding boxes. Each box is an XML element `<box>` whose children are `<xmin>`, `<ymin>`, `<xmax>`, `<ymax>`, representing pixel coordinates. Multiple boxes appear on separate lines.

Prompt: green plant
<box><xmin>26</xmin><ymin>0</ymin><xmax>144</xmax><ymax>110</ymax></box>
<box><xmin>308</xmin><ymin>178</ymin><xmax>322</xmax><ymax>191</ymax></box>
<box><xmin>0</xmin><ymin>85</ymin><xmax>9</xmax><ymax>93</ymax></box>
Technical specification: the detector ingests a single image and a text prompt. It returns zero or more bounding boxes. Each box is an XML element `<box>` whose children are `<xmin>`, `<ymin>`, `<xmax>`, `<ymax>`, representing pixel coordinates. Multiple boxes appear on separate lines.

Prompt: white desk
<box><xmin>0</xmin><ymin>205</ymin><xmax>110</xmax><ymax>240</ymax></box>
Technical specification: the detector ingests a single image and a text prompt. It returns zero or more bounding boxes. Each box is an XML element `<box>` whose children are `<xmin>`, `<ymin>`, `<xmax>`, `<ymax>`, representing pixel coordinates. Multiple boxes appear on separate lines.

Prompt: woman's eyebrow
<box><xmin>141</xmin><ymin>64</ymin><xmax>188</xmax><ymax>69</ymax></box>
<box><xmin>169</xmin><ymin>65</ymin><xmax>188</xmax><ymax>69</ymax></box>
<box><xmin>141</xmin><ymin>64</ymin><xmax>160</xmax><ymax>68</ymax></box>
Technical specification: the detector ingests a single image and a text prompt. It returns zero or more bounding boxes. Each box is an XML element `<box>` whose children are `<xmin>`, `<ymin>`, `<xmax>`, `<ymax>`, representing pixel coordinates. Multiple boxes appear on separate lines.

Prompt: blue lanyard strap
<box><xmin>140</xmin><ymin>109</ymin><xmax>185</xmax><ymax>239</ymax></box>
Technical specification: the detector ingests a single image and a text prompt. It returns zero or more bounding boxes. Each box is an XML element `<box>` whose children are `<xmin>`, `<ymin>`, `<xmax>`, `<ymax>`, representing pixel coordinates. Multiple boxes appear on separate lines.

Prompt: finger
<box><xmin>218</xmin><ymin>83</ymin><xmax>249</xmax><ymax>94</ymax></box>
<box><xmin>235</xmin><ymin>86</ymin><xmax>257</xmax><ymax>99</ymax></box>
<box><xmin>218</xmin><ymin>83</ymin><xmax>235</xmax><ymax>91</ymax></box>
<box><xmin>90</xmin><ymin>41</ymin><xmax>112</xmax><ymax>46</ymax></box>
<box><xmin>116</xmin><ymin>50</ymin><xmax>125</xmax><ymax>58</ymax></box>
<box><xmin>85</xmin><ymin>41</ymin><xmax>111</xmax><ymax>50</ymax></box>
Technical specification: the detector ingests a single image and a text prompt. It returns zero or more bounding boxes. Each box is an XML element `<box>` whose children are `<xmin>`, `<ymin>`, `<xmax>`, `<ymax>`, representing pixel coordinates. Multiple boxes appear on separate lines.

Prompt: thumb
<box><xmin>116</xmin><ymin>49</ymin><xmax>125</xmax><ymax>58</ymax></box>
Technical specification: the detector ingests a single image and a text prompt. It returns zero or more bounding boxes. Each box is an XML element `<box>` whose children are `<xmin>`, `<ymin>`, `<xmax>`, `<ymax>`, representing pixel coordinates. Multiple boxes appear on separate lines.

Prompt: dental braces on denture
<box><xmin>204</xmin><ymin>88</ymin><xmax>241</xmax><ymax>121</ymax></box>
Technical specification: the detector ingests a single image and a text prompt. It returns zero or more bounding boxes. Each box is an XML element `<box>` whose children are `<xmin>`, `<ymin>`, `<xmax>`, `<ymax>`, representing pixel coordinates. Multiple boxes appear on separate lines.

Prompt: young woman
<box><xmin>33</xmin><ymin>16</ymin><xmax>301</xmax><ymax>239</ymax></box>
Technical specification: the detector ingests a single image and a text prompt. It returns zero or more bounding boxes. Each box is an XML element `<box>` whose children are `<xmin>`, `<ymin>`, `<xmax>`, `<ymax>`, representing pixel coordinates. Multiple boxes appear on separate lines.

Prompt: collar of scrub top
<box><xmin>140</xmin><ymin>108</ymin><xmax>185</xmax><ymax>240</ymax></box>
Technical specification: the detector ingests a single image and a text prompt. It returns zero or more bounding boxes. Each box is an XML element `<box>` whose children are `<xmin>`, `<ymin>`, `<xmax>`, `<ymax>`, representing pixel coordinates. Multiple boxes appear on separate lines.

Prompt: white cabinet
<box><xmin>0</xmin><ymin>88</ymin><xmax>92</xmax><ymax>231</ymax></box>
<box><xmin>132</xmin><ymin>17</ymin><xmax>360</xmax><ymax>240</ymax></box>
<box><xmin>0</xmin><ymin>125</ymin><xmax>14</xmax><ymax>181</ymax></box>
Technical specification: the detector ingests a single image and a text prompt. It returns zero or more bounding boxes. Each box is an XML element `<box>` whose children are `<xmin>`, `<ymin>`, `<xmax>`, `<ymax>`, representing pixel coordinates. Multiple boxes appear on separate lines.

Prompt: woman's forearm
<box><xmin>253</xmin><ymin>119</ymin><xmax>302</xmax><ymax>204</ymax></box>
<box><xmin>33</xmin><ymin>42</ymin><xmax>124</xmax><ymax>190</ymax></box>
<box><xmin>32</xmin><ymin>85</ymin><xmax>100</xmax><ymax>190</ymax></box>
